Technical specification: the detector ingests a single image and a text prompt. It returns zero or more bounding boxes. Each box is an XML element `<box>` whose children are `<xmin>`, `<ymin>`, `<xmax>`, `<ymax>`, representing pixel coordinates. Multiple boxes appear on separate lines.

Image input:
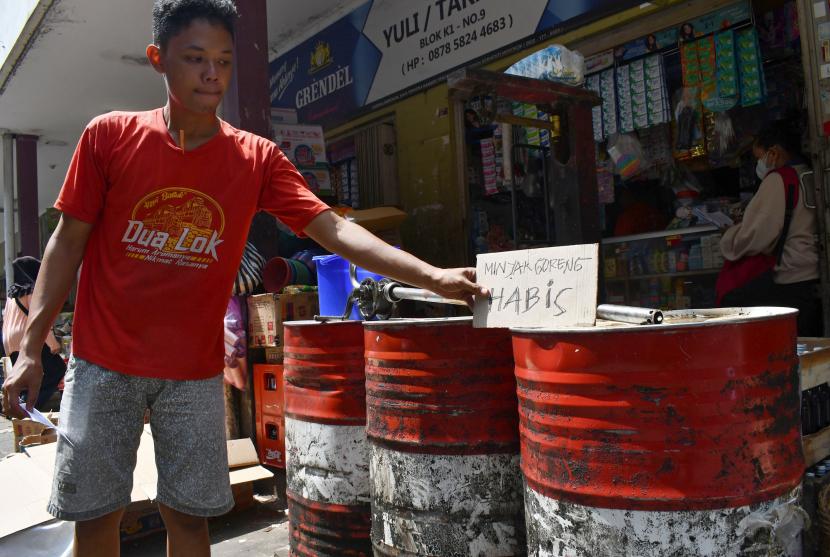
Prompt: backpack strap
<box><xmin>14</xmin><ymin>297</ymin><xmax>29</xmax><ymax>316</ymax></box>
<box><xmin>769</xmin><ymin>166</ymin><xmax>800</xmax><ymax>265</ymax></box>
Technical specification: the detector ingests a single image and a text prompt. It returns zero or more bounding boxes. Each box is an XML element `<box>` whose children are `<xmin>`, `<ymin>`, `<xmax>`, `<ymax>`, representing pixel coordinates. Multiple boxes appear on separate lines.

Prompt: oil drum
<box><xmin>365</xmin><ymin>317</ymin><xmax>526</xmax><ymax>556</ymax></box>
<box><xmin>284</xmin><ymin>320</ymin><xmax>371</xmax><ymax>557</ymax></box>
<box><xmin>512</xmin><ymin>308</ymin><xmax>804</xmax><ymax>556</ymax></box>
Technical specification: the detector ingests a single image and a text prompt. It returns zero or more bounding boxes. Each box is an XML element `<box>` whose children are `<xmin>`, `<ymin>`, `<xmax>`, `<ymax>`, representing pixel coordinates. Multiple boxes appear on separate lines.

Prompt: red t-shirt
<box><xmin>55</xmin><ymin>109</ymin><xmax>330</xmax><ymax>380</ymax></box>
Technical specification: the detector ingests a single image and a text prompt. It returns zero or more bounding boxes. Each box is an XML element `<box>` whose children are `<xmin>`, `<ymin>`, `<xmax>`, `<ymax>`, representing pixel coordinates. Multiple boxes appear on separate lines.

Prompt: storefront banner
<box><xmin>586</xmin><ymin>0</ymin><xmax>753</xmax><ymax>70</ymax></box>
<box><xmin>269</xmin><ymin>3</ymin><xmax>379</xmax><ymax>127</ymax></box>
<box><xmin>621</xmin><ymin>1</ymin><xmax>752</xmax><ymax>61</ymax></box>
<box><xmin>270</xmin><ymin>0</ymin><xmax>640</xmax><ymax>127</ymax></box>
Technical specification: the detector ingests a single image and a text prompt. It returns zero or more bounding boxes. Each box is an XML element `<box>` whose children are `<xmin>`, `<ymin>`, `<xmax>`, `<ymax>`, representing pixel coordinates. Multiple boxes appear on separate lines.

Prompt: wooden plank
<box><xmin>799</xmin><ymin>337</ymin><xmax>830</xmax><ymax>391</ymax></box>
<box><xmin>474</xmin><ymin>244</ymin><xmax>599</xmax><ymax>329</ymax></box>
<box><xmin>447</xmin><ymin>68</ymin><xmax>600</xmax><ymax>106</ymax></box>
<box><xmin>227</xmin><ymin>438</ymin><xmax>260</xmax><ymax>469</ymax></box>
<box><xmin>494</xmin><ymin>113</ymin><xmax>558</xmax><ymax>131</ymax></box>
<box><xmin>450</xmin><ymin>96</ymin><xmax>472</xmax><ymax>265</ymax></box>
<box><xmin>804</xmin><ymin>426</ymin><xmax>830</xmax><ymax>468</ymax></box>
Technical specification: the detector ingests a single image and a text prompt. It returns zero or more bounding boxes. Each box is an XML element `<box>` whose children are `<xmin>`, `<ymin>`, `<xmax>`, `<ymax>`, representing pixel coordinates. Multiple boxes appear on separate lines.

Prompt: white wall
<box><xmin>267</xmin><ymin>0</ymin><xmax>367</xmax><ymax>59</ymax></box>
<box><xmin>0</xmin><ymin>0</ymin><xmax>40</xmax><ymax>69</ymax></box>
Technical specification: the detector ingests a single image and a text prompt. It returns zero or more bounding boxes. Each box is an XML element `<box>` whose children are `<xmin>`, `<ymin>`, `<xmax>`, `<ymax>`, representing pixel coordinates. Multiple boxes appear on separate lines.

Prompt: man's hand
<box><xmin>304</xmin><ymin>212</ymin><xmax>490</xmax><ymax>309</ymax></box>
<box><xmin>427</xmin><ymin>268</ymin><xmax>490</xmax><ymax>308</ymax></box>
<box><xmin>3</xmin><ymin>353</ymin><xmax>44</xmax><ymax>418</ymax></box>
<box><xmin>2</xmin><ymin>213</ymin><xmax>92</xmax><ymax>418</ymax></box>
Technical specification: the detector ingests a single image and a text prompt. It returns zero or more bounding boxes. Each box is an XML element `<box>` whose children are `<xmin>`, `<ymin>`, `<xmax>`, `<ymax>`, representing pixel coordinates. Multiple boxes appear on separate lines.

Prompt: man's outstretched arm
<box><xmin>303</xmin><ymin>210</ymin><xmax>488</xmax><ymax>307</ymax></box>
<box><xmin>3</xmin><ymin>214</ymin><xmax>92</xmax><ymax>417</ymax></box>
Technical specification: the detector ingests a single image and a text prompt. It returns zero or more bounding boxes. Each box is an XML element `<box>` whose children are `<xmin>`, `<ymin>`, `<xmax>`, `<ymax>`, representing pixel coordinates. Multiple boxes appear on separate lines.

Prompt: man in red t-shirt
<box><xmin>1</xmin><ymin>1</ymin><xmax>486</xmax><ymax>555</ymax></box>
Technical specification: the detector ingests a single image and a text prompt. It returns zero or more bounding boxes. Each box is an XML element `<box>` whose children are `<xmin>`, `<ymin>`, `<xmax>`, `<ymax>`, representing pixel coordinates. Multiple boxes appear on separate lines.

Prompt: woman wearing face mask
<box><xmin>718</xmin><ymin>120</ymin><xmax>821</xmax><ymax>335</ymax></box>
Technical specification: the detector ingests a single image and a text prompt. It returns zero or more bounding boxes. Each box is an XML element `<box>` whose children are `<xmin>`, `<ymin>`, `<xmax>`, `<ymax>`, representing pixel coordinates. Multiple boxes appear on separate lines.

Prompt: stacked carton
<box><xmin>273</xmin><ymin>124</ymin><xmax>333</xmax><ymax>196</ymax></box>
<box><xmin>247</xmin><ymin>290</ymin><xmax>319</xmax><ymax>469</ymax></box>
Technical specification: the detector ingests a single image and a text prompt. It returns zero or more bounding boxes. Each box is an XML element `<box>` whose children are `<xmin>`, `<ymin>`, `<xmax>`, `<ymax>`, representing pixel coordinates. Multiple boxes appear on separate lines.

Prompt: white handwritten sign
<box><xmin>474</xmin><ymin>244</ymin><xmax>599</xmax><ymax>329</ymax></box>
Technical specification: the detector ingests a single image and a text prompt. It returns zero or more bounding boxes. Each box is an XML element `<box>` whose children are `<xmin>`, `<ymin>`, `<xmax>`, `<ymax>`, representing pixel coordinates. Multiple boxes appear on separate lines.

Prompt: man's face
<box><xmin>149</xmin><ymin>19</ymin><xmax>234</xmax><ymax>114</ymax></box>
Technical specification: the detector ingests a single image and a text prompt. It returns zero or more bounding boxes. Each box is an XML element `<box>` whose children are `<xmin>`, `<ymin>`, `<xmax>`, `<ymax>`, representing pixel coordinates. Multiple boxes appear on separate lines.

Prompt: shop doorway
<box><xmin>328</xmin><ymin>119</ymin><xmax>399</xmax><ymax>210</ymax></box>
<box><xmin>449</xmin><ymin>69</ymin><xmax>601</xmax><ymax>266</ymax></box>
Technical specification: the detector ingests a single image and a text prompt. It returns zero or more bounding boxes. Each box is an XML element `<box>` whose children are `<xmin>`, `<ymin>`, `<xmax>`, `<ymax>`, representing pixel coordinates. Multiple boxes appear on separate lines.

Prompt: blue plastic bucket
<box><xmin>313</xmin><ymin>255</ymin><xmax>383</xmax><ymax>320</ymax></box>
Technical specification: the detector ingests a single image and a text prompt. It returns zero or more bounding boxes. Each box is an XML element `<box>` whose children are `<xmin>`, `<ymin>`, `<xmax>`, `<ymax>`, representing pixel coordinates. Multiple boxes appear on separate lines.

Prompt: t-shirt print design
<box><xmin>121</xmin><ymin>187</ymin><xmax>225</xmax><ymax>270</ymax></box>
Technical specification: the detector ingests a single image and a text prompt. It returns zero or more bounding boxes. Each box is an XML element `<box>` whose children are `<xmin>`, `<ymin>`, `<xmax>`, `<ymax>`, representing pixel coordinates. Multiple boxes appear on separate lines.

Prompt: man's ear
<box><xmin>146</xmin><ymin>44</ymin><xmax>164</xmax><ymax>74</ymax></box>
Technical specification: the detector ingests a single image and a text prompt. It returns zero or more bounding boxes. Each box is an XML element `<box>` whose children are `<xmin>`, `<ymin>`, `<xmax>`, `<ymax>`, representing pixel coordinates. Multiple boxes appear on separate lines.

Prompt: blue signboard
<box><xmin>270</xmin><ymin>0</ymin><xmax>642</xmax><ymax>128</ymax></box>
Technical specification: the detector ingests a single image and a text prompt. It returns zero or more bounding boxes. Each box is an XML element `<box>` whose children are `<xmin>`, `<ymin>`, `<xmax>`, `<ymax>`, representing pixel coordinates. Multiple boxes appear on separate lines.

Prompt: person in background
<box><xmin>679</xmin><ymin>22</ymin><xmax>695</xmax><ymax>43</ymax></box>
<box><xmin>1</xmin><ymin>256</ymin><xmax>66</xmax><ymax>409</ymax></box>
<box><xmin>719</xmin><ymin>120</ymin><xmax>821</xmax><ymax>335</ymax></box>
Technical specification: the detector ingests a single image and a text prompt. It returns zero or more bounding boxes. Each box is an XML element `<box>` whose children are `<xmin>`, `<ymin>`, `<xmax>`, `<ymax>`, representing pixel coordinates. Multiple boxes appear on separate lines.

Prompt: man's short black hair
<box><xmin>153</xmin><ymin>0</ymin><xmax>238</xmax><ymax>48</ymax></box>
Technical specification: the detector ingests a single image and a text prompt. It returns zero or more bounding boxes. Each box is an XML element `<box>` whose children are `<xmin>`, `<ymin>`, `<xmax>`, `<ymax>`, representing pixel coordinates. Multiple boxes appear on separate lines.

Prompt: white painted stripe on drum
<box><xmin>370</xmin><ymin>444</ymin><xmax>525</xmax><ymax>556</ymax></box>
<box><xmin>524</xmin><ymin>483</ymin><xmax>803</xmax><ymax>557</ymax></box>
<box><xmin>285</xmin><ymin>417</ymin><xmax>370</xmax><ymax>506</ymax></box>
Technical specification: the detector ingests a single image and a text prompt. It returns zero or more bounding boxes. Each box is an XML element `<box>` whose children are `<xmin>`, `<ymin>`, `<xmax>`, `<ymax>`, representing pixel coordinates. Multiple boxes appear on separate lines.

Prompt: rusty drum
<box><xmin>364</xmin><ymin>317</ymin><xmax>526</xmax><ymax>556</ymax></box>
<box><xmin>512</xmin><ymin>308</ymin><xmax>805</xmax><ymax>556</ymax></box>
<box><xmin>283</xmin><ymin>321</ymin><xmax>371</xmax><ymax>557</ymax></box>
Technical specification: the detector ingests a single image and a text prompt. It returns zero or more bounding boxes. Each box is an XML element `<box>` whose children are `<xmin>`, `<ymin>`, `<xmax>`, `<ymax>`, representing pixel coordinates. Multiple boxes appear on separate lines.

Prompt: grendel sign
<box><xmin>269</xmin><ymin>0</ymin><xmax>642</xmax><ymax>127</ymax></box>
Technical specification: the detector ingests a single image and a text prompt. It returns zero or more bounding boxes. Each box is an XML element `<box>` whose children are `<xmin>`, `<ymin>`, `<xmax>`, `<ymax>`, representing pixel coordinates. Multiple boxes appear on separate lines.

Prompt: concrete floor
<box><xmin>1</xmin><ymin>414</ymin><xmax>291</xmax><ymax>556</ymax></box>
<box><xmin>121</xmin><ymin>506</ymin><xmax>291</xmax><ymax>557</ymax></box>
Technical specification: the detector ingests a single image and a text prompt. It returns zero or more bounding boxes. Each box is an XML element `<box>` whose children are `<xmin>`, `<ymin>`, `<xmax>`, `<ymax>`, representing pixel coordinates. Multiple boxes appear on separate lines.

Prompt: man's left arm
<box><xmin>304</xmin><ymin>210</ymin><xmax>487</xmax><ymax>306</ymax></box>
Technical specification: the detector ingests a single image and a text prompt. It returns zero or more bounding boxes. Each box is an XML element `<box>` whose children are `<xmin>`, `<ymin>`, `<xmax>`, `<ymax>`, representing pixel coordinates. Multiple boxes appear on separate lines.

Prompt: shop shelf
<box><xmin>605</xmin><ymin>269</ymin><xmax>720</xmax><ymax>282</ymax></box>
<box><xmin>799</xmin><ymin>340</ymin><xmax>830</xmax><ymax>467</ymax></box>
<box><xmin>803</xmin><ymin>427</ymin><xmax>830</xmax><ymax>468</ymax></box>
<box><xmin>799</xmin><ymin>338</ymin><xmax>830</xmax><ymax>391</ymax></box>
<box><xmin>602</xmin><ymin>225</ymin><xmax>719</xmax><ymax>245</ymax></box>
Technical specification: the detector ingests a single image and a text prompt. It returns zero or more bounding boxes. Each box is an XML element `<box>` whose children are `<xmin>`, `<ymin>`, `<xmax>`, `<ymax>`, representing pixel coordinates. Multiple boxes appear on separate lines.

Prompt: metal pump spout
<box><xmin>316</xmin><ymin>264</ymin><xmax>664</xmax><ymax>327</ymax></box>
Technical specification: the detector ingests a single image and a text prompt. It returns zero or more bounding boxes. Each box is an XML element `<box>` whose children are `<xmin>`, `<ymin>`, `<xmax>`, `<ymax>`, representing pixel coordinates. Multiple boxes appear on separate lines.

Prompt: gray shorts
<box><xmin>47</xmin><ymin>357</ymin><xmax>233</xmax><ymax>521</ymax></box>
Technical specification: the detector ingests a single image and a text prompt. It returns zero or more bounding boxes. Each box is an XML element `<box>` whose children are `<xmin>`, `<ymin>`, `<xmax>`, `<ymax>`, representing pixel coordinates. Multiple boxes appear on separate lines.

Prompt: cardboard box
<box><xmin>12</xmin><ymin>413</ymin><xmax>59</xmax><ymax>452</ymax></box>
<box><xmin>273</xmin><ymin>124</ymin><xmax>327</xmax><ymax>165</ymax></box>
<box><xmin>346</xmin><ymin>206</ymin><xmax>407</xmax><ymax>233</ymax></box>
<box><xmin>119</xmin><ymin>500</ymin><xmax>165</xmax><ymax>542</ymax></box>
<box><xmin>119</xmin><ymin>482</ymin><xmax>255</xmax><ymax>542</ymax></box>
<box><xmin>298</xmin><ymin>165</ymin><xmax>333</xmax><ymax>196</ymax></box>
<box><xmin>270</xmin><ymin>107</ymin><xmax>298</xmax><ymax>125</ymax></box>
<box><xmin>247</xmin><ymin>292</ymin><xmax>319</xmax><ymax>348</ymax></box>
<box><xmin>346</xmin><ymin>206</ymin><xmax>406</xmax><ymax>247</ymax></box>
<box><xmin>0</xmin><ymin>426</ymin><xmax>272</xmax><ymax>542</ymax></box>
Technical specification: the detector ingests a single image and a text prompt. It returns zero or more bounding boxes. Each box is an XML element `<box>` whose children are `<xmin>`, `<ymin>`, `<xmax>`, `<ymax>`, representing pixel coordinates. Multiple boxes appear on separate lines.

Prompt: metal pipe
<box><xmin>542</xmin><ymin>144</ymin><xmax>551</xmax><ymax>243</ymax></box>
<box><xmin>2</xmin><ymin>134</ymin><xmax>14</xmax><ymax>295</ymax></box>
<box><xmin>597</xmin><ymin>304</ymin><xmax>664</xmax><ymax>325</ymax></box>
<box><xmin>510</xmin><ymin>144</ymin><xmax>520</xmax><ymax>249</ymax></box>
<box><xmin>348</xmin><ymin>262</ymin><xmax>361</xmax><ymax>289</ymax></box>
<box><xmin>387</xmin><ymin>285</ymin><xmax>468</xmax><ymax>306</ymax></box>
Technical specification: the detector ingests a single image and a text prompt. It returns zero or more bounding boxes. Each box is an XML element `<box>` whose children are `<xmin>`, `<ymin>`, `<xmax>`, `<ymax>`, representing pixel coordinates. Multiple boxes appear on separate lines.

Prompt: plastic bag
<box><xmin>673</xmin><ymin>87</ymin><xmax>704</xmax><ymax>152</ymax></box>
<box><xmin>670</xmin><ymin>166</ymin><xmax>703</xmax><ymax>196</ymax></box>
<box><xmin>607</xmin><ymin>133</ymin><xmax>644</xmax><ymax>180</ymax></box>
<box><xmin>732</xmin><ymin>491</ymin><xmax>809</xmax><ymax>557</ymax></box>
<box><xmin>712</xmin><ymin>111</ymin><xmax>736</xmax><ymax>159</ymax></box>
<box><xmin>505</xmin><ymin>45</ymin><xmax>585</xmax><ymax>85</ymax></box>
<box><xmin>223</xmin><ymin>296</ymin><xmax>247</xmax><ymax>390</ymax></box>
